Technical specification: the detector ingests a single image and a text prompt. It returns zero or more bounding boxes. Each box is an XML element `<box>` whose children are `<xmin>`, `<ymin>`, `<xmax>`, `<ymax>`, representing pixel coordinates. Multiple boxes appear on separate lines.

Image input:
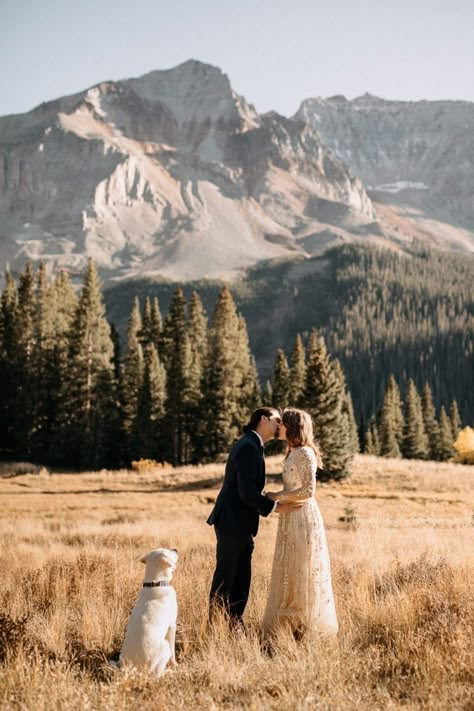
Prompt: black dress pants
<box><xmin>209</xmin><ymin>528</ymin><xmax>255</xmax><ymax>623</ymax></box>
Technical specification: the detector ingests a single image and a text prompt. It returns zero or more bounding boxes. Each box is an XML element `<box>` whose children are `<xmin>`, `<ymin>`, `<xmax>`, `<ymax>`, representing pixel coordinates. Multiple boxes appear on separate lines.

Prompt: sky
<box><xmin>1</xmin><ymin>0</ymin><xmax>473</xmax><ymax>118</ymax></box>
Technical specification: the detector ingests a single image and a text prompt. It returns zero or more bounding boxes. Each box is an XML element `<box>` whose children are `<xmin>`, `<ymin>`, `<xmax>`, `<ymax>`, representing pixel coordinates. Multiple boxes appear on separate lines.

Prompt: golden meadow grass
<box><xmin>0</xmin><ymin>454</ymin><xmax>473</xmax><ymax>710</ymax></box>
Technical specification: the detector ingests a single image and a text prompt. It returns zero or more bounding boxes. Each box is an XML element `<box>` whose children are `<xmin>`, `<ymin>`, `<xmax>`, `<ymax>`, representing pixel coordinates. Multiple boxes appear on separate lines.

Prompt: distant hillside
<box><xmin>297</xmin><ymin>94</ymin><xmax>474</xmax><ymax>250</ymax></box>
<box><xmin>104</xmin><ymin>242</ymin><xmax>474</xmax><ymax>425</ymax></box>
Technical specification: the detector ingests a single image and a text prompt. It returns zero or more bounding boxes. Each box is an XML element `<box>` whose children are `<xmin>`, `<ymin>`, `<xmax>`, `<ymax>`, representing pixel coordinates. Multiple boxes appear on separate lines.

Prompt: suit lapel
<box><xmin>247</xmin><ymin>431</ymin><xmax>265</xmax><ymax>488</ymax></box>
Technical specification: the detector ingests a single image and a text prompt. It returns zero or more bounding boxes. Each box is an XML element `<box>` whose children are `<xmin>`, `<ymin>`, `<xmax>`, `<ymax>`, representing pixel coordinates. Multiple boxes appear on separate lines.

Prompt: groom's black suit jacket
<box><xmin>207</xmin><ymin>431</ymin><xmax>274</xmax><ymax>536</ymax></box>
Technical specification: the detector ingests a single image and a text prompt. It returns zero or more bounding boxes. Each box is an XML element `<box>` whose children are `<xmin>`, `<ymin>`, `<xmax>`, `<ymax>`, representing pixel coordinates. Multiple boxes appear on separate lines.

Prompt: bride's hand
<box><xmin>266</xmin><ymin>492</ymin><xmax>279</xmax><ymax>502</ymax></box>
<box><xmin>275</xmin><ymin>501</ymin><xmax>304</xmax><ymax>513</ymax></box>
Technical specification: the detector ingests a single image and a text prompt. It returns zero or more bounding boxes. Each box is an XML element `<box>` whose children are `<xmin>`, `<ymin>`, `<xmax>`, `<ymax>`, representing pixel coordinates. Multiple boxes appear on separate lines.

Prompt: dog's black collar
<box><xmin>143</xmin><ymin>580</ymin><xmax>169</xmax><ymax>588</ymax></box>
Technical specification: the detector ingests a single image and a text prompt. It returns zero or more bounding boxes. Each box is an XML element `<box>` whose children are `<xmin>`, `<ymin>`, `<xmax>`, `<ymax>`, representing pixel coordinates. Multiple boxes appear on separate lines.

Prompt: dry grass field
<box><xmin>0</xmin><ymin>454</ymin><xmax>473</xmax><ymax>710</ymax></box>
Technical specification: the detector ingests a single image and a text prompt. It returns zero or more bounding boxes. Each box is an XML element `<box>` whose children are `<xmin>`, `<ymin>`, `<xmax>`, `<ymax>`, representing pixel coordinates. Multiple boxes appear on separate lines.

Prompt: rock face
<box><xmin>296</xmin><ymin>95</ymin><xmax>474</xmax><ymax>249</ymax></box>
<box><xmin>0</xmin><ymin>61</ymin><xmax>376</xmax><ymax>283</ymax></box>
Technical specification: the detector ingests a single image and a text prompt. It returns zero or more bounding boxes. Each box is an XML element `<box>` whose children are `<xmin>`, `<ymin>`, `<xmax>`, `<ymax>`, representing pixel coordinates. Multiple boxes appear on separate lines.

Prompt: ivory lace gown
<box><xmin>263</xmin><ymin>446</ymin><xmax>338</xmax><ymax>637</ymax></box>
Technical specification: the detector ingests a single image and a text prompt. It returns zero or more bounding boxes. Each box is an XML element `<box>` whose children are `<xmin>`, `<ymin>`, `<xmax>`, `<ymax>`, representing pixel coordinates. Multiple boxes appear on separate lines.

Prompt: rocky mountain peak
<box><xmin>124</xmin><ymin>60</ymin><xmax>260</xmax><ymax>131</ymax></box>
<box><xmin>1</xmin><ymin>61</ymin><xmax>472</xmax><ymax>287</ymax></box>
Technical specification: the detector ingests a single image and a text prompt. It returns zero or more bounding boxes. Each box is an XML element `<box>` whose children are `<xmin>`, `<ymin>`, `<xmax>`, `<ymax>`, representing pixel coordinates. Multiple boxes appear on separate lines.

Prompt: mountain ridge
<box><xmin>0</xmin><ymin>60</ymin><xmax>473</xmax><ymax>285</ymax></box>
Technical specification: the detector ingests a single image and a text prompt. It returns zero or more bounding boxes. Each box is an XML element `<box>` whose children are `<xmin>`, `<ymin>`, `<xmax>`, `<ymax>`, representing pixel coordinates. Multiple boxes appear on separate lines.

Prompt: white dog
<box><xmin>118</xmin><ymin>547</ymin><xmax>178</xmax><ymax>675</ymax></box>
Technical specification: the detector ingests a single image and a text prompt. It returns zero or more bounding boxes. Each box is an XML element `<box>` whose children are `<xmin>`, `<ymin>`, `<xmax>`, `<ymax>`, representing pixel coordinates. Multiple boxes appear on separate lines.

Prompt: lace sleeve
<box><xmin>277</xmin><ymin>447</ymin><xmax>316</xmax><ymax>502</ymax></box>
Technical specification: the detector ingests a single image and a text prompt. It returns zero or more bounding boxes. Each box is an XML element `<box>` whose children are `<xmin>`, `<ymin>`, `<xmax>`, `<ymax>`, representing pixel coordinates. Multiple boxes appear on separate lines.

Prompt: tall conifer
<box><xmin>55</xmin><ymin>259</ymin><xmax>118</xmax><ymax>468</ymax></box>
<box><xmin>402</xmin><ymin>379</ymin><xmax>429</xmax><ymax>459</ymax></box>
<box><xmin>140</xmin><ymin>297</ymin><xmax>153</xmax><ymax>348</ymax></box>
<box><xmin>121</xmin><ymin>297</ymin><xmax>144</xmax><ymax>462</ymax></box>
<box><xmin>272</xmin><ymin>349</ymin><xmax>291</xmax><ymax>409</ymax></box>
<box><xmin>289</xmin><ymin>334</ymin><xmax>306</xmax><ymax>406</ymax></box>
<box><xmin>0</xmin><ymin>270</ymin><xmax>18</xmax><ymax>451</ymax></box>
<box><xmin>46</xmin><ymin>270</ymin><xmax>77</xmax><ymax>463</ymax></box>
<box><xmin>204</xmin><ymin>286</ymin><xmax>254</xmax><ymax>458</ymax></box>
<box><xmin>151</xmin><ymin>297</ymin><xmax>163</xmax><ymax>350</ymax></box>
<box><xmin>135</xmin><ymin>343</ymin><xmax>167</xmax><ymax>459</ymax></box>
<box><xmin>263</xmin><ymin>380</ymin><xmax>273</xmax><ymax>404</ymax></box>
<box><xmin>449</xmin><ymin>400</ymin><xmax>462</xmax><ymax>440</ymax></box>
<box><xmin>302</xmin><ymin>330</ymin><xmax>353</xmax><ymax>478</ymax></box>
<box><xmin>421</xmin><ymin>383</ymin><xmax>439</xmax><ymax>460</ymax></box>
<box><xmin>161</xmin><ymin>288</ymin><xmax>191</xmax><ymax>464</ymax></box>
<box><xmin>436</xmin><ymin>406</ymin><xmax>455</xmax><ymax>461</ymax></box>
<box><xmin>364</xmin><ymin>415</ymin><xmax>380</xmax><ymax>454</ymax></box>
<box><xmin>183</xmin><ymin>292</ymin><xmax>208</xmax><ymax>462</ymax></box>
<box><xmin>236</xmin><ymin>315</ymin><xmax>261</xmax><ymax>413</ymax></box>
<box><xmin>14</xmin><ymin>262</ymin><xmax>36</xmax><ymax>456</ymax></box>
<box><xmin>378</xmin><ymin>376</ymin><xmax>403</xmax><ymax>458</ymax></box>
<box><xmin>30</xmin><ymin>262</ymin><xmax>58</xmax><ymax>458</ymax></box>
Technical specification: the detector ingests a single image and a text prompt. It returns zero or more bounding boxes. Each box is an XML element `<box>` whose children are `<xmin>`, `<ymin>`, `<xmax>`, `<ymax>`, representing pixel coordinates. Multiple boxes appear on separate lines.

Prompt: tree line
<box><xmin>103</xmin><ymin>242</ymin><xmax>474</xmax><ymax>429</ymax></box>
<box><xmin>0</xmin><ymin>260</ymin><xmax>358</xmax><ymax>476</ymax></box>
<box><xmin>360</xmin><ymin>376</ymin><xmax>460</xmax><ymax>461</ymax></box>
<box><xmin>314</xmin><ymin>244</ymin><xmax>474</xmax><ymax>427</ymax></box>
<box><xmin>268</xmin><ymin>345</ymin><xmax>463</xmax><ymax>463</ymax></box>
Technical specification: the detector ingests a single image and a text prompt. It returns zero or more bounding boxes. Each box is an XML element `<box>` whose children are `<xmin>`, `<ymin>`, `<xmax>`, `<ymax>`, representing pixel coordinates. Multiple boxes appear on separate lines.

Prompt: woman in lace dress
<box><xmin>263</xmin><ymin>408</ymin><xmax>338</xmax><ymax>639</ymax></box>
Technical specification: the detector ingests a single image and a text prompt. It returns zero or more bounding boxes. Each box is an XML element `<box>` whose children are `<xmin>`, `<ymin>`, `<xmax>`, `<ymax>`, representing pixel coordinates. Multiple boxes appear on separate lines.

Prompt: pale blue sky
<box><xmin>1</xmin><ymin>0</ymin><xmax>473</xmax><ymax>118</ymax></box>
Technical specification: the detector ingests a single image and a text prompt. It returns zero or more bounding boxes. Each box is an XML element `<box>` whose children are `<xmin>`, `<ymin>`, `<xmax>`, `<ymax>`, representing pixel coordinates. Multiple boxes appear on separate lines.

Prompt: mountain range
<box><xmin>1</xmin><ymin>59</ymin><xmax>473</xmax><ymax>285</ymax></box>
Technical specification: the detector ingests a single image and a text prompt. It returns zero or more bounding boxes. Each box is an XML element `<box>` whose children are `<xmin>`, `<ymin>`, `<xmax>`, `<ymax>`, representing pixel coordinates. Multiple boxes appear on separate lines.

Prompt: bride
<box><xmin>263</xmin><ymin>407</ymin><xmax>338</xmax><ymax>639</ymax></box>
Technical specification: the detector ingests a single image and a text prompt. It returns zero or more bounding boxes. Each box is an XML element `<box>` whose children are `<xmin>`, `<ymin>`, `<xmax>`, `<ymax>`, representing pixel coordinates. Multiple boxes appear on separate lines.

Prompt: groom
<box><xmin>207</xmin><ymin>407</ymin><xmax>299</xmax><ymax>625</ymax></box>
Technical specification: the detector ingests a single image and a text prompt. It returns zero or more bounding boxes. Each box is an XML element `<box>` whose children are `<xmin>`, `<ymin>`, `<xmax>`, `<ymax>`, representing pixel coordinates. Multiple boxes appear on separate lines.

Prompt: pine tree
<box><xmin>302</xmin><ymin>330</ymin><xmax>353</xmax><ymax>478</ymax></box>
<box><xmin>436</xmin><ymin>406</ymin><xmax>455</xmax><ymax>461</ymax></box>
<box><xmin>333</xmin><ymin>358</ymin><xmax>359</xmax><ymax>456</ymax></box>
<box><xmin>160</xmin><ymin>288</ymin><xmax>191</xmax><ymax>465</ymax></box>
<box><xmin>364</xmin><ymin>415</ymin><xmax>380</xmax><ymax>454</ymax></box>
<box><xmin>0</xmin><ymin>269</ymin><xmax>18</xmax><ymax>452</ymax></box>
<box><xmin>402</xmin><ymin>379</ymin><xmax>429</xmax><ymax>460</ymax></box>
<box><xmin>110</xmin><ymin>322</ymin><xmax>122</xmax><ymax>382</ymax></box>
<box><xmin>378</xmin><ymin>376</ymin><xmax>403</xmax><ymax>458</ymax></box>
<box><xmin>55</xmin><ymin>259</ymin><xmax>118</xmax><ymax>469</ymax></box>
<box><xmin>30</xmin><ymin>262</ymin><xmax>58</xmax><ymax>459</ymax></box>
<box><xmin>236</xmin><ymin>315</ymin><xmax>261</xmax><ymax>413</ymax></box>
<box><xmin>183</xmin><ymin>291</ymin><xmax>208</xmax><ymax>462</ymax></box>
<box><xmin>204</xmin><ymin>286</ymin><xmax>255</xmax><ymax>459</ymax></box>
<box><xmin>247</xmin><ymin>354</ymin><xmax>262</xmax><ymax>411</ymax></box>
<box><xmin>263</xmin><ymin>380</ymin><xmax>273</xmax><ymax>404</ymax></box>
<box><xmin>150</xmin><ymin>297</ymin><xmax>163</xmax><ymax>350</ymax></box>
<box><xmin>140</xmin><ymin>297</ymin><xmax>153</xmax><ymax>348</ymax></box>
<box><xmin>421</xmin><ymin>383</ymin><xmax>439</xmax><ymax>460</ymax></box>
<box><xmin>344</xmin><ymin>389</ymin><xmax>360</xmax><ymax>455</ymax></box>
<box><xmin>14</xmin><ymin>262</ymin><xmax>36</xmax><ymax>457</ymax></box>
<box><xmin>187</xmin><ymin>291</ymin><xmax>207</xmax><ymax>396</ymax></box>
<box><xmin>289</xmin><ymin>334</ymin><xmax>306</xmax><ymax>406</ymax></box>
<box><xmin>449</xmin><ymin>400</ymin><xmax>462</xmax><ymax>440</ymax></box>
<box><xmin>135</xmin><ymin>344</ymin><xmax>167</xmax><ymax>459</ymax></box>
<box><xmin>271</xmin><ymin>349</ymin><xmax>290</xmax><ymax>409</ymax></box>
<box><xmin>121</xmin><ymin>297</ymin><xmax>144</xmax><ymax>462</ymax></box>
<box><xmin>47</xmin><ymin>270</ymin><xmax>77</xmax><ymax>463</ymax></box>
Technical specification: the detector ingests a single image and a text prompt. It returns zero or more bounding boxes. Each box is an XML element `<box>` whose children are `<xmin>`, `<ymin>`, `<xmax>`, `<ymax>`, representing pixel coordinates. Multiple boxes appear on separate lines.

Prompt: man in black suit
<box><xmin>207</xmin><ymin>407</ymin><xmax>300</xmax><ymax>625</ymax></box>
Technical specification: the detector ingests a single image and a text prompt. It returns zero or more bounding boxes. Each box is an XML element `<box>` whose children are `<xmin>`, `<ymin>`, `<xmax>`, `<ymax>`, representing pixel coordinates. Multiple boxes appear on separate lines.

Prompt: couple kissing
<box><xmin>207</xmin><ymin>406</ymin><xmax>338</xmax><ymax>640</ymax></box>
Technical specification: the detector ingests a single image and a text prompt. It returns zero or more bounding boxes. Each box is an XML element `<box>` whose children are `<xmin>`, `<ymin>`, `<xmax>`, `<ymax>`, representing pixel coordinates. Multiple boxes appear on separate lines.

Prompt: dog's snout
<box><xmin>171</xmin><ymin>548</ymin><xmax>178</xmax><ymax>554</ymax></box>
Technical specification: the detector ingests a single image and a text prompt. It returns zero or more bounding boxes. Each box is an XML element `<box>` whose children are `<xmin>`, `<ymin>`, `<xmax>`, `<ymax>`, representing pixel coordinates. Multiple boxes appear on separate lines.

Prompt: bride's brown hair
<box><xmin>282</xmin><ymin>407</ymin><xmax>324</xmax><ymax>468</ymax></box>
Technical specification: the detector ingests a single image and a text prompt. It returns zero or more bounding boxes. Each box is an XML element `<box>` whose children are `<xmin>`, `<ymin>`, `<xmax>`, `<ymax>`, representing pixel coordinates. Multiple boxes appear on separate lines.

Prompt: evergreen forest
<box><xmin>105</xmin><ymin>242</ymin><xmax>474</xmax><ymax>428</ymax></box>
<box><xmin>1</xmin><ymin>241</ymin><xmax>471</xmax><ymax>475</ymax></box>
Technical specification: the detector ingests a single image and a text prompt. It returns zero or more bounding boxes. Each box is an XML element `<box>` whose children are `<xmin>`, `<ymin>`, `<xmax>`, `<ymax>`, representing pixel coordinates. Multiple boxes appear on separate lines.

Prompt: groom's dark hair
<box><xmin>242</xmin><ymin>407</ymin><xmax>279</xmax><ymax>434</ymax></box>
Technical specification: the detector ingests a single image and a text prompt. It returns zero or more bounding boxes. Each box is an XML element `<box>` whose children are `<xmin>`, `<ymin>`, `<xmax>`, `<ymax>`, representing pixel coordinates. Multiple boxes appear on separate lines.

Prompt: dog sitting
<box><xmin>118</xmin><ymin>547</ymin><xmax>178</xmax><ymax>675</ymax></box>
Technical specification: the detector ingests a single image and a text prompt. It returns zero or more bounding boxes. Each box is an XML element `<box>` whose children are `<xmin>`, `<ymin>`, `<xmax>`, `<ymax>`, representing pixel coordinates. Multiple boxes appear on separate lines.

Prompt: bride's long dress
<box><xmin>263</xmin><ymin>445</ymin><xmax>338</xmax><ymax>637</ymax></box>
